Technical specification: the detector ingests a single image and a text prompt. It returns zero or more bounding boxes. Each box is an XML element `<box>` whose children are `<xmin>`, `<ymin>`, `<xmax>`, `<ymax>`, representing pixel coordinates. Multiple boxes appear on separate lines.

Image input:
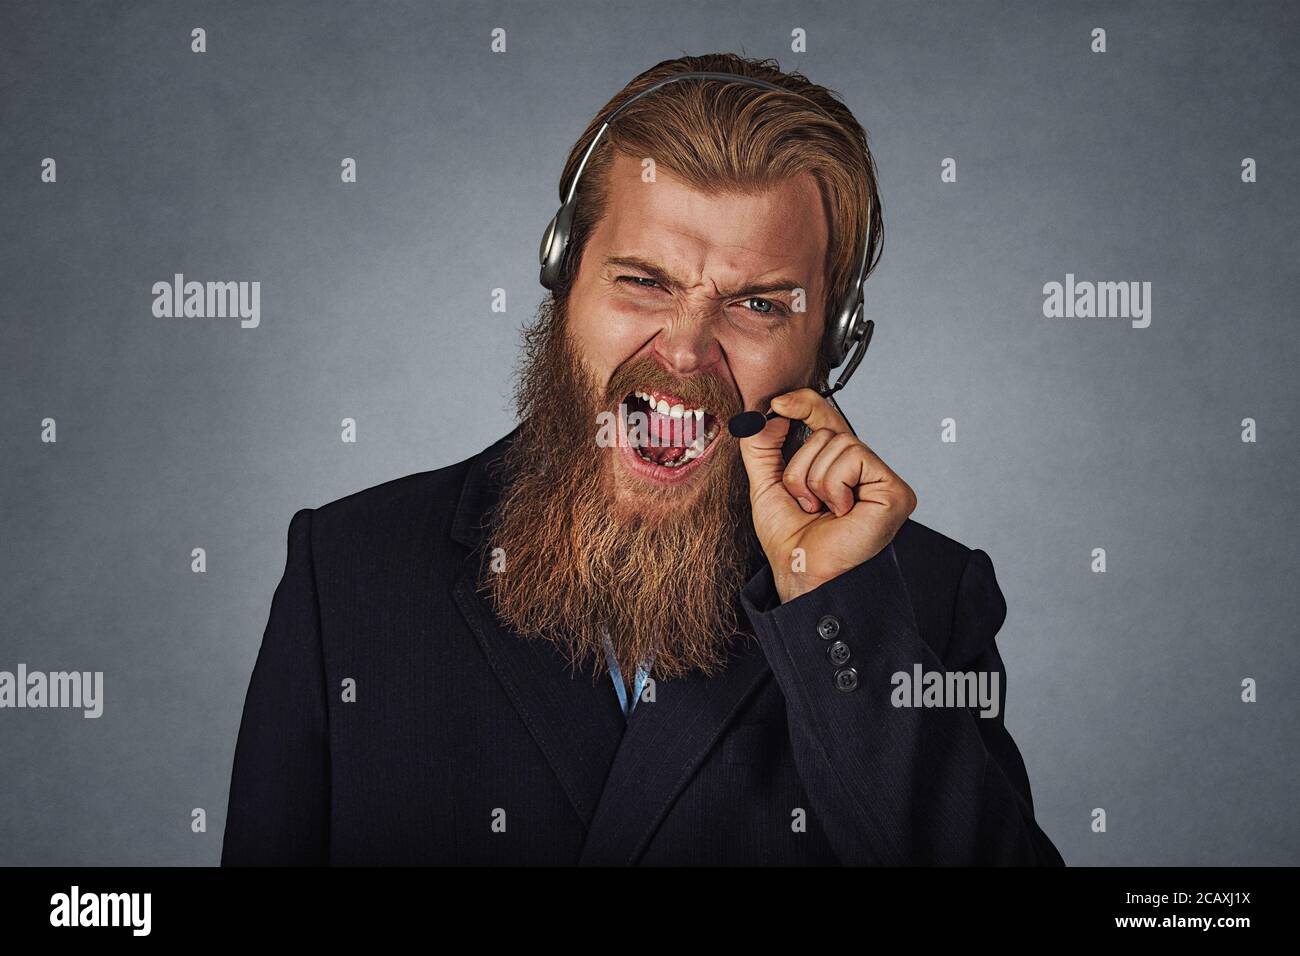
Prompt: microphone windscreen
<box><xmin>727</xmin><ymin>410</ymin><xmax>768</xmax><ymax>439</ymax></box>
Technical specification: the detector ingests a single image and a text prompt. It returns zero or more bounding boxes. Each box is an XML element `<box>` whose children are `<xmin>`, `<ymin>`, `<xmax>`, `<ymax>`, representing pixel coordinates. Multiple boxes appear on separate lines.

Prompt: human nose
<box><xmin>650</xmin><ymin>309</ymin><xmax>724</xmax><ymax>377</ymax></box>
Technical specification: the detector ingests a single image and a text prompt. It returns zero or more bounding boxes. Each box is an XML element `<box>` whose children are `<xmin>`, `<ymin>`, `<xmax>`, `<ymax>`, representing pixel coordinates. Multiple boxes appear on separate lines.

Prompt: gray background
<box><xmin>1</xmin><ymin>0</ymin><xmax>1296</xmax><ymax>866</ymax></box>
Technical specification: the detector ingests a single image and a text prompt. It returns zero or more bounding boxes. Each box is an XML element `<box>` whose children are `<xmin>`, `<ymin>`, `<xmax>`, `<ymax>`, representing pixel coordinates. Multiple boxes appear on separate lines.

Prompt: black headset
<box><xmin>538</xmin><ymin>71</ymin><xmax>876</xmax><ymax>394</ymax></box>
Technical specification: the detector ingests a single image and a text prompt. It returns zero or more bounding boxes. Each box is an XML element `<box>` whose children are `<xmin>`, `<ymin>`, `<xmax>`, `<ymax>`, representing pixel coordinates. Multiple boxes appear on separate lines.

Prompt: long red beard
<box><xmin>479</xmin><ymin>295</ymin><xmax>761</xmax><ymax>683</ymax></box>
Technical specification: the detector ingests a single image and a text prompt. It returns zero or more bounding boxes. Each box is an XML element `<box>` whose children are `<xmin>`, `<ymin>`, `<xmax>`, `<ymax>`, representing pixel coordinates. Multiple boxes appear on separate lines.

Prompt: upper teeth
<box><xmin>634</xmin><ymin>390</ymin><xmax>707</xmax><ymax>419</ymax></box>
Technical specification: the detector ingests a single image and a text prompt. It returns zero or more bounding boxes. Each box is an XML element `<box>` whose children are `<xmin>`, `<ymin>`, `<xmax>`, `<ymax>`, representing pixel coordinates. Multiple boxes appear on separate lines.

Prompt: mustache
<box><xmin>603</xmin><ymin>356</ymin><xmax>744</xmax><ymax>422</ymax></box>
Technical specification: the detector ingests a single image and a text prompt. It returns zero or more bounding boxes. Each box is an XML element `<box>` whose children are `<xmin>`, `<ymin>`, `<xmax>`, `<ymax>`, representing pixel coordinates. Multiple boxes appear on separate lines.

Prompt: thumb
<box><xmin>738</xmin><ymin>412</ymin><xmax>793</xmax><ymax>500</ymax></box>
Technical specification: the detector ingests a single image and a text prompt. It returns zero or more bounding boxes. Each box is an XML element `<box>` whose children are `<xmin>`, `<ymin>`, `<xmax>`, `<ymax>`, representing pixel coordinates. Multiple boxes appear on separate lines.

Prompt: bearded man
<box><xmin>222</xmin><ymin>54</ymin><xmax>1064</xmax><ymax>866</ymax></box>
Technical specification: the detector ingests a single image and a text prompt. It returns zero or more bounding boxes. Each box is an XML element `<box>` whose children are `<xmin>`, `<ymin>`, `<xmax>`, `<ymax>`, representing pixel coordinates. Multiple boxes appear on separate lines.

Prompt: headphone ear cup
<box><xmin>828</xmin><ymin>302</ymin><xmax>852</xmax><ymax>368</ymax></box>
<box><xmin>846</xmin><ymin>304</ymin><xmax>865</xmax><ymax>359</ymax></box>
<box><xmin>538</xmin><ymin>213</ymin><xmax>557</xmax><ymax>267</ymax></box>
<box><xmin>830</xmin><ymin>299</ymin><xmax>866</xmax><ymax>368</ymax></box>
<box><xmin>538</xmin><ymin>201</ymin><xmax>578</xmax><ymax>291</ymax></box>
<box><xmin>538</xmin><ymin>210</ymin><xmax>560</xmax><ymax>289</ymax></box>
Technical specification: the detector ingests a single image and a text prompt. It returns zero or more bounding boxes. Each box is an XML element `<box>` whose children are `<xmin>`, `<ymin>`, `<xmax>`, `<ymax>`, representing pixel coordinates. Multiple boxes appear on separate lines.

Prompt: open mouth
<box><xmin>620</xmin><ymin>388</ymin><xmax>721</xmax><ymax>471</ymax></box>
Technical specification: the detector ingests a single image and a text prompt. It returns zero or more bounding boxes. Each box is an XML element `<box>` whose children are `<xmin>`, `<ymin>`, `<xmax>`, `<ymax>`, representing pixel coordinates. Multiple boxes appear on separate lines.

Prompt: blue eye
<box><xmin>742</xmin><ymin>297</ymin><xmax>789</xmax><ymax>318</ymax></box>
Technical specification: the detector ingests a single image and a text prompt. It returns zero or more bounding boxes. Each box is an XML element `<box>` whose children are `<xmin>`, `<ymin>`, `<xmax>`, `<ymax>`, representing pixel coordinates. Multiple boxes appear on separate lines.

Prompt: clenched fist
<box><xmin>738</xmin><ymin>388</ymin><xmax>917</xmax><ymax>603</ymax></box>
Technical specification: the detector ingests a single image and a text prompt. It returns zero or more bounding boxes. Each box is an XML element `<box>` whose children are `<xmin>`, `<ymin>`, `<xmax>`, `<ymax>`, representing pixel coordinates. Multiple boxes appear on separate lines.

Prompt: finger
<box><xmin>806</xmin><ymin>433</ymin><xmax>863</xmax><ymax>516</ymax></box>
<box><xmin>781</xmin><ymin>427</ymin><xmax>839</xmax><ymax>514</ymax></box>
<box><xmin>845</xmin><ymin>439</ymin><xmax>902</xmax><ymax>503</ymax></box>
<box><xmin>769</xmin><ymin>387</ymin><xmax>851</xmax><ymax>436</ymax></box>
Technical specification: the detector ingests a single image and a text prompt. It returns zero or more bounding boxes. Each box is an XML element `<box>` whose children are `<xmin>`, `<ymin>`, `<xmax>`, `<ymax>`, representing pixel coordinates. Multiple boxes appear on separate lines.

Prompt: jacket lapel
<box><xmin>578</xmin><ymin>635</ymin><xmax>772</xmax><ymax>865</ymax></box>
<box><xmin>449</xmin><ymin>433</ymin><xmax>627</xmax><ymax>830</ymax></box>
<box><xmin>450</xmin><ymin>431</ymin><xmax>774</xmax><ymax>862</ymax></box>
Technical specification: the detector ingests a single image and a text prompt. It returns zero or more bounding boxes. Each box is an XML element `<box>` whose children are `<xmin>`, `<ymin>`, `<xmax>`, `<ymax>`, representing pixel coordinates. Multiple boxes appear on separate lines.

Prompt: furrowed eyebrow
<box><xmin>604</xmin><ymin>255</ymin><xmax>804</xmax><ymax>300</ymax></box>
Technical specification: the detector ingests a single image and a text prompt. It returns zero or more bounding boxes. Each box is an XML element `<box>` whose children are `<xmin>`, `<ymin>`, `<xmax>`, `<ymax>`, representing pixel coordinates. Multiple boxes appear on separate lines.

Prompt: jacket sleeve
<box><xmin>221</xmin><ymin>508</ymin><xmax>331</xmax><ymax>865</ymax></box>
<box><xmin>740</xmin><ymin>541</ymin><xmax>1064</xmax><ymax>866</ymax></box>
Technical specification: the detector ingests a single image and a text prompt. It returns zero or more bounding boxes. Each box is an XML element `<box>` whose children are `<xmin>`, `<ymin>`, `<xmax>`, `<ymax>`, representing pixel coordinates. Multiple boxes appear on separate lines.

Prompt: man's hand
<box><xmin>738</xmin><ymin>388</ymin><xmax>917</xmax><ymax>603</ymax></box>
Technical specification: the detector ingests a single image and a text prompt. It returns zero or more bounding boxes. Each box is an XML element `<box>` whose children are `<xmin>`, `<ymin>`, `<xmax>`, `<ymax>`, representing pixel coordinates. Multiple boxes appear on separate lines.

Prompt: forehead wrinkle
<box><xmin>605</xmin><ymin>172</ymin><xmax>826</xmax><ymax>302</ymax></box>
<box><xmin>706</xmin><ymin>241</ymin><xmax>814</xmax><ymax>299</ymax></box>
<box><xmin>648</xmin><ymin>230</ymin><xmax>813</xmax><ymax>301</ymax></box>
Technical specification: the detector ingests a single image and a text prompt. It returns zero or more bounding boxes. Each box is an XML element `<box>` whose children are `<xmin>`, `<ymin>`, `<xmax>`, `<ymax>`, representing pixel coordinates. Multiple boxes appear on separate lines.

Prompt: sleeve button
<box><xmin>834</xmin><ymin>667</ymin><xmax>859</xmax><ymax>693</ymax></box>
<box><xmin>817</xmin><ymin>615</ymin><xmax>841</xmax><ymax>640</ymax></box>
<box><xmin>827</xmin><ymin>641</ymin><xmax>852</xmax><ymax>666</ymax></box>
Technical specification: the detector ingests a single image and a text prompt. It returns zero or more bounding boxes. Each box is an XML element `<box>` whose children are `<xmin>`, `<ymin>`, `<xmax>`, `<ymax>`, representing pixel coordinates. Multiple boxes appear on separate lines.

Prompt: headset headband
<box><xmin>538</xmin><ymin>70</ymin><xmax>875</xmax><ymax>385</ymax></box>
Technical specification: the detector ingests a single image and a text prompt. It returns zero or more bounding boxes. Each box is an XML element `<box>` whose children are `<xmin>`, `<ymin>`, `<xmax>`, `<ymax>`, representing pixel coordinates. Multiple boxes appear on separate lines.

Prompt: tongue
<box><xmin>643</xmin><ymin>444</ymin><xmax>687</xmax><ymax>465</ymax></box>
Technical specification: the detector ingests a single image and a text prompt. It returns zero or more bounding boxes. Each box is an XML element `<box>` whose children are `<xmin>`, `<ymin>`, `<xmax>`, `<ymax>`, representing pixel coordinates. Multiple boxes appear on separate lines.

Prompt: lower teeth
<box><xmin>633</xmin><ymin>424</ymin><xmax>718</xmax><ymax>468</ymax></box>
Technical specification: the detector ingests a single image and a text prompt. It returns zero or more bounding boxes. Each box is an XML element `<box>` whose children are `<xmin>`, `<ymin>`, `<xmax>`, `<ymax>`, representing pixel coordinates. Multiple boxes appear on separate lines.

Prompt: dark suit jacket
<box><xmin>221</xmin><ymin>431</ymin><xmax>1064</xmax><ymax>865</ymax></box>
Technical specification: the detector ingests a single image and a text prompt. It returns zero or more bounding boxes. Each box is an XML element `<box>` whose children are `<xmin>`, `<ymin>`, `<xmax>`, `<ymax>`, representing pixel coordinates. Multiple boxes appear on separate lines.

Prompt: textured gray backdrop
<box><xmin>1</xmin><ymin>0</ymin><xmax>1296</xmax><ymax>866</ymax></box>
